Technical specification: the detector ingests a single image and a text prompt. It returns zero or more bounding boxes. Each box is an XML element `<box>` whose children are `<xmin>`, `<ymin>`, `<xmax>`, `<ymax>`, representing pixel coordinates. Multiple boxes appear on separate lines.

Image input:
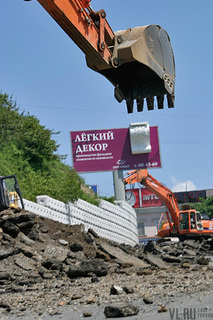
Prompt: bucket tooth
<box><xmin>157</xmin><ymin>95</ymin><xmax>164</xmax><ymax>109</ymax></box>
<box><xmin>136</xmin><ymin>97</ymin><xmax>144</xmax><ymax>112</ymax></box>
<box><xmin>126</xmin><ymin>99</ymin><xmax>134</xmax><ymax>113</ymax></box>
<box><xmin>167</xmin><ymin>94</ymin><xmax>175</xmax><ymax>108</ymax></box>
<box><xmin>146</xmin><ymin>96</ymin><xmax>154</xmax><ymax>111</ymax></box>
<box><xmin>114</xmin><ymin>86</ymin><xmax>124</xmax><ymax>103</ymax></box>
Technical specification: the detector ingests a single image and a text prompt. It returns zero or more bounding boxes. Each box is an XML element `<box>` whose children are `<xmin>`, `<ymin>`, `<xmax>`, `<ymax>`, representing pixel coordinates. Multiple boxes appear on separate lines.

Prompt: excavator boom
<box><xmin>24</xmin><ymin>0</ymin><xmax>175</xmax><ymax>113</ymax></box>
<box><xmin>124</xmin><ymin>169</ymin><xmax>179</xmax><ymax>230</ymax></box>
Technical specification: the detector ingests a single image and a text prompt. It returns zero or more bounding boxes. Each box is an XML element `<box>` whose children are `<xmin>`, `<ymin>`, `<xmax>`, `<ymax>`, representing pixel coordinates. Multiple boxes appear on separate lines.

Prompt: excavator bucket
<box><xmin>86</xmin><ymin>25</ymin><xmax>175</xmax><ymax>113</ymax></box>
<box><xmin>23</xmin><ymin>1</ymin><xmax>175</xmax><ymax>114</ymax></box>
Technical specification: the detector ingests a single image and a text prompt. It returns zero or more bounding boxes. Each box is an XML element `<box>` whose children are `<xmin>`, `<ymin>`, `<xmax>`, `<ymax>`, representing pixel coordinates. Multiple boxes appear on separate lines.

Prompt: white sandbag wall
<box><xmin>23</xmin><ymin>196</ymin><xmax>138</xmax><ymax>246</ymax></box>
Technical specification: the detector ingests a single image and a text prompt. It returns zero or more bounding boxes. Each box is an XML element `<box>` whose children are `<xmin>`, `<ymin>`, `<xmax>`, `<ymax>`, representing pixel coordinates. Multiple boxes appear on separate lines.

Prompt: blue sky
<box><xmin>1</xmin><ymin>0</ymin><xmax>213</xmax><ymax>197</ymax></box>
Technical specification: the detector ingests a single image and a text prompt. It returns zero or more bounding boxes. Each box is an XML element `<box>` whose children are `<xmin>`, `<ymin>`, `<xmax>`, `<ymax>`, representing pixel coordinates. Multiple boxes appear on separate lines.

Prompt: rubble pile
<box><xmin>0</xmin><ymin>209</ymin><xmax>213</xmax><ymax>319</ymax></box>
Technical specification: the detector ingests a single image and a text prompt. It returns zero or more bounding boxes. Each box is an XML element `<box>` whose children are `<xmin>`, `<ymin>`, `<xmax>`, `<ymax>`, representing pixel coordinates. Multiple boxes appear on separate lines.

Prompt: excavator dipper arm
<box><xmin>24</xmin><ymin>0</ymin><xmax>175</xmax><ymax>113</ymax></box>
<box><xmin>35</xmin><ymin>0</ymin><xmax>115</xmax><ymax>71</ymax></box>
<box><xmin>124</xmin><ymin>169</ymin><xmax>179</xmax><ymax>231</ymax></box>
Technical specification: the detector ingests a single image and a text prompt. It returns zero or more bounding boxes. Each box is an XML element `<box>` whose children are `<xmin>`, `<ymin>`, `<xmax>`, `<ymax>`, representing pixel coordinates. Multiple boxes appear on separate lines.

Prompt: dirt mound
<box><xmin>0</xmin><ymin>209</ymin><xmax>213</xmax><ymax>319</ymax></box>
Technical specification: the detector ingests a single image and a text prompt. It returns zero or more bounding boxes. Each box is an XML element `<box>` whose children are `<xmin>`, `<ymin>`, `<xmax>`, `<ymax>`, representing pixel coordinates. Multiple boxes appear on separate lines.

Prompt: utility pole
<box><xmin>113</xmin><ymin>170</ymin><xmax>126</xmax><ymax>201</ymax></box>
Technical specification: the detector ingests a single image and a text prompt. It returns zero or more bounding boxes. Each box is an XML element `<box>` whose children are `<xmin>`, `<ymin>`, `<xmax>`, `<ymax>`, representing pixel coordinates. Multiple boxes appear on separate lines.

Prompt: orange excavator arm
<box><xmin>124</xmin><ymin>169</ymin><xmax>180</xmax><ymax>230</ymax></box>
<box><xmin>24</xmin><ymin>0</ymin><xmax>175</xmax><ymax>113</ymax></box>
<box><xmin>35</xmin><ymin>0</ymin><xmax>115</xmax><ymax>71</ymax></box>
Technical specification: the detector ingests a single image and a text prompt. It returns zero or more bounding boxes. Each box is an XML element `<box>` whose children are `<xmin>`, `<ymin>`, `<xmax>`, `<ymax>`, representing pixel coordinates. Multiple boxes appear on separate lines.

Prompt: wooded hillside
<box><xmin>0</xmin><ymin>92</ymin><xmax>99</xmax><ymax>204</ymax></box>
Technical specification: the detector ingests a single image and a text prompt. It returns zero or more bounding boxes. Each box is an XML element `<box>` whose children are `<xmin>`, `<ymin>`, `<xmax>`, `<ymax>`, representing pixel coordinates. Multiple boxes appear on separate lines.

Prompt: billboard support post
<box><xmin>113</xmin><ymin>170</ymin><xmax>126</xmax><ymax>201</ymax></box>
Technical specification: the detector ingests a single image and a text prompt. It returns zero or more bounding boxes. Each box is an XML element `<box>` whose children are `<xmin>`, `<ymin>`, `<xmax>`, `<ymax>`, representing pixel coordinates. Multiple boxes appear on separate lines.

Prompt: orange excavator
<box><xmin>23</xmin><ymin>0</ymin><xmax>175</xmax><ymax>113</ymax></box>
<box><xmin>124</xmin><ymin>169</ymin><xmax>213</xmax><ymax>239</ymax></box>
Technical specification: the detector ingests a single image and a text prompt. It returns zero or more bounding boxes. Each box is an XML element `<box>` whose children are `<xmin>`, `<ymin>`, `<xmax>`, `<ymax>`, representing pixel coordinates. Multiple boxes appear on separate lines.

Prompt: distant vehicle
<box><xmin>0</xmin><ymin>175</ymin><xmax>24</xmax><ymax>212</ymax></box>
<box><xmin>124</xmin><ymin>169</ymin><xmax>213</xmax><ymax>239</ymax></box>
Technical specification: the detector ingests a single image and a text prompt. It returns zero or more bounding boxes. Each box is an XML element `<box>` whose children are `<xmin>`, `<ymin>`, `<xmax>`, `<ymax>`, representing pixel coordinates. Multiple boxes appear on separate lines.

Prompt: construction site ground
<box><xmin>0</xmin><ymin>209</ymin><xmax>213</xmax><ymax>320</ymax></box>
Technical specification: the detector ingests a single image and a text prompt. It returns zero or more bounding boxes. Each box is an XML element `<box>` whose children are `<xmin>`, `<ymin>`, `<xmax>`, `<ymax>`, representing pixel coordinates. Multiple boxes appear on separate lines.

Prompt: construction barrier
<box><xmin>23</xmin><ymin>196</ymin><xmax>138</xmax><ymax>246</ymax></box>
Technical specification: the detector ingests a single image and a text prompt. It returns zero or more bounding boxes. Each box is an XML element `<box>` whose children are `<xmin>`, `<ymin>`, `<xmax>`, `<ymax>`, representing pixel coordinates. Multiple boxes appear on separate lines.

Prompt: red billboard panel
<box><xmin>125</xmin><ymin>188</ymin><xmax>163</xmax><ymax>208</ymax></box>
<box><xmin>141</xmin><ymin>189</ymin><xmax>163</xmax><ymax>207</ymax></box>
<box><xmin>70</xmin><ymin>126</ymin><xmax>161</xmax><ymax>173</ymax></box>
<box><xmin>126</xmin><ymin>188</ymin><xmax>207</xmax><ymax>208</ymax></box>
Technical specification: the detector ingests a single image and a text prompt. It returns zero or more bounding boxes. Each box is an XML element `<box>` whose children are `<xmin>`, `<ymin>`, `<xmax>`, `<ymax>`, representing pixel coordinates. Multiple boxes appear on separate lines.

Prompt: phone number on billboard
<box><xmin>134</xmin><ymin>162</ymin><xmax>158</xmax><ymax>168</ymax></box>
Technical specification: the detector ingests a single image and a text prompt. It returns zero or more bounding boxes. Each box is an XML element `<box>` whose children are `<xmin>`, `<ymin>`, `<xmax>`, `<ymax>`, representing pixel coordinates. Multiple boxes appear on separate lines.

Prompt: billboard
<box><xmin>125</xmin><ymin>188</ymin><xmax>207</xmax><ymax>208</ymax></box>
<box><xmin>89</xmin><ymin>185</ymin><xmax>99</xmax><ymax>195</ymax></box>
<box><xmin>125</xmin><ymin>188</ymin><xmax>163</xmax><ymax>208</ymax></box>
<box><xmin>174</xmin><ymin>190</ymin><xmax>206</xmax><ymax>203</ymax></box>
<box><xmin>70</xmin><ymin>126</ymin><xmax>161</xmax><ymax>173</ymax></box>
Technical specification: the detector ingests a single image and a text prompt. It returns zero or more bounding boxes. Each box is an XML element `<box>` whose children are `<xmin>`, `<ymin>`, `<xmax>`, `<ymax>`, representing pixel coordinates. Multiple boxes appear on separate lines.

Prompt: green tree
<box><xmin>0</xmin><ymin>92</ymin><xmax>58</xmax><ymax>170</ymax></box>
<box><xmin>0</xmin><ymin>92</ymin><xmax>99</xmax><ymax>205</ymax></box>
<box><xmin>190</xmin><ymin>196</ymin><xmax>213</xmax><ymax>219</ymax></box>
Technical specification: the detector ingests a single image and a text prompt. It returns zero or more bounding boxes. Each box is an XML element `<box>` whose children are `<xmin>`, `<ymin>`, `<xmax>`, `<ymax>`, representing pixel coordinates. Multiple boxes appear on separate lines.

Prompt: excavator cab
<box><xmin>179</xmin><ymin>211</ymin><xmax>190</xmax><ymax>231</ymax></box>
<box><xmin>179</xmin><ymin>210</ymin><xmax>205</xmax><ymax>235</ymax></box>
<box><xmin>0</xmin><ymin>175</ymin><xmax>24</xmax><ymax>212</ymax></box>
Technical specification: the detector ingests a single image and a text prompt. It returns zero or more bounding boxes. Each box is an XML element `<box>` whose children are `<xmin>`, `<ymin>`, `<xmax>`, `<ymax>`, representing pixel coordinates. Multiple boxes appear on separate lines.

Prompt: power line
<box><xmin>20</xmin><ymin>104</ymin><xmax>124</xmax><ymax>114</ymax></box>
<box><xmin>20</xmin><ymin>103</ymin><xmax>213</xmax><ymax>118</ymax></box>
